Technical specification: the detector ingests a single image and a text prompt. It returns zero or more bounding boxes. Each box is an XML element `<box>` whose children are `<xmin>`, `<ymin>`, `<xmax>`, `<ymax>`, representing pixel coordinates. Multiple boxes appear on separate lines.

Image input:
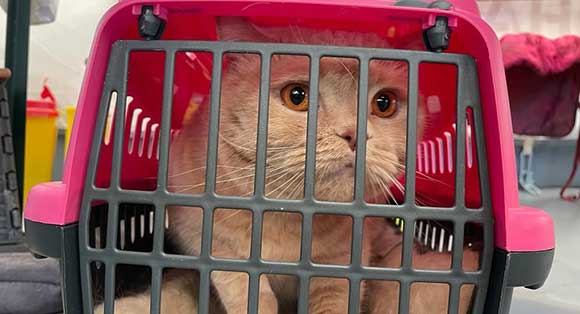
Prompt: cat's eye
<box><xmin>281</xmin><ymin>83</ymin><xmax>309</xmax><ymax>111</ymax></box>
<box><xmin>371</xmin><ymin>90</ymin><xmax>398</xmax><ymax>118</ymax></box>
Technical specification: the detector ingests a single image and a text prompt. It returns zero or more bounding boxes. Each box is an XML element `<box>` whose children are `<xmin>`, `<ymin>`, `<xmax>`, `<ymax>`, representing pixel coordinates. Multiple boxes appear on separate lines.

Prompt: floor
<box><xmin>510</xmin><ymin>189</ymin><xmax>580</xmax><ymax>314</ymax></box>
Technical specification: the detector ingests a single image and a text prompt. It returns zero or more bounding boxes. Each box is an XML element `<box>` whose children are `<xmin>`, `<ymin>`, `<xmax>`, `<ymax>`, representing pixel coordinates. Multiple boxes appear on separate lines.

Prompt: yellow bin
<box><xmin>24</xmin><ymin>96</ymin><xmax>58</xmax><ymax>205</ymax></box>
<box><xmin>64</xmin><ymin>106</ymin><xmax>76</xmax><ymax>157</ymax></box>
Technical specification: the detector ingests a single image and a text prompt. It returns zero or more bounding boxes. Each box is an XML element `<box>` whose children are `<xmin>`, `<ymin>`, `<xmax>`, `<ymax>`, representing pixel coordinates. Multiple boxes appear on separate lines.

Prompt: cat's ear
<box><xmin>215</xmin><ymin>16</ymin><xmax>274</xmax><ymax>42</ymax></box>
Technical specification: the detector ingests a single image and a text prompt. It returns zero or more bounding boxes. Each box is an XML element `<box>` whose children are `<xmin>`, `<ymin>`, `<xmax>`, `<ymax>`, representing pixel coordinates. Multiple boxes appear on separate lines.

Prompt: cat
<box><xmin>95</xmin><ymin>17</ymin><xmax>479</xmax><ymax>314</ymax></box>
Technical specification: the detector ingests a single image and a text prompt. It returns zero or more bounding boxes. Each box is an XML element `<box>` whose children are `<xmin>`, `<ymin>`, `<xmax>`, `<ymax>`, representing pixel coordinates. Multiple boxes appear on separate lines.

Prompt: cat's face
<box><xmin>213</xmin><ymin>18</ymin><xmax>418</xmax><ymax>202</ymax></box>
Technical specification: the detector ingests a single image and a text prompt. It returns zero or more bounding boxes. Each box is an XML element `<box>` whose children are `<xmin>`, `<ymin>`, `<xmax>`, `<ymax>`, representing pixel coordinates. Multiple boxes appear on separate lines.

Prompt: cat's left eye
<box><xmin>281</xmin><ymin>83</ymin><xmax>309</xmax><ymax>111</ymax></box>
<box><xmin>371</xmin><ymin>90</ymin><xmax>398</xmax><ymax>118</ymax></box>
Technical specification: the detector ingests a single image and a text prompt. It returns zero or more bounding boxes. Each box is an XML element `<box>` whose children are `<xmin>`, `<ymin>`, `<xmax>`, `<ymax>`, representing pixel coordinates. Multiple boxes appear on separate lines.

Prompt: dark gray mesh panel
<box><xmin>79</xmin><ymin>40</ymin><xmax>493</xmax><ymax>314</ymax></box>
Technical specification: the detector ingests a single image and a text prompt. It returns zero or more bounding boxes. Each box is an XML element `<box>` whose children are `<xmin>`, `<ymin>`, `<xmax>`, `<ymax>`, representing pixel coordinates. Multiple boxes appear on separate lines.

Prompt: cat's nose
<box><xmin>337</xmin><ymin>128</ymin><xmax>359</xmax><ymax>152</ymax></box>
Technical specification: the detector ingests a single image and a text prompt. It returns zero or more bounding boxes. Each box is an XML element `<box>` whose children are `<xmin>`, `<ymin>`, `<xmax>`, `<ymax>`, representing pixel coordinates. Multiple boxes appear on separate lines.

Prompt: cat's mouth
<box><xmin>327</xmin><ymin>159</ymin><xmax>356</xmax><ymax>177</ymax></box>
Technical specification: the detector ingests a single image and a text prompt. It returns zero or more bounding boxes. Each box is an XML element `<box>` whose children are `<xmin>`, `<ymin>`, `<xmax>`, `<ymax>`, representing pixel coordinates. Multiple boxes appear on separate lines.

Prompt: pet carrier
<box><xmin>24</xmin><ymin>0</ymin><xmax>555</xmax><ymax>313</ymax></box>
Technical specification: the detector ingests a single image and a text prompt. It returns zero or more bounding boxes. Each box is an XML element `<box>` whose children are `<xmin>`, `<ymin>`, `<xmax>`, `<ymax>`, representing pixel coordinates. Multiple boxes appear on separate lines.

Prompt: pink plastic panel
<box><xmin>23</xmin><ymin>0</ymin><xmax>554</xmax><ymax>253</ymax></box>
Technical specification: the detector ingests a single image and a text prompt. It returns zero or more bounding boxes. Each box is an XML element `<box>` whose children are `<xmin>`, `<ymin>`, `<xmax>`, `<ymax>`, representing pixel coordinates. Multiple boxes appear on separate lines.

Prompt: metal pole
<box><xmin>5</xmin><ymin>0</ymin><xmax>30</xmax><ymax>208</ymax></box>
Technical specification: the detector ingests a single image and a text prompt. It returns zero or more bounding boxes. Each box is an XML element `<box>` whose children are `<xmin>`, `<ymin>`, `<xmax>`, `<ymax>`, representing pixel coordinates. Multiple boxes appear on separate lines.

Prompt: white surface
<box><xmin>0</xmin><ymin>0</ymin><xmax>116</xmax><ymax>107</ymax></box>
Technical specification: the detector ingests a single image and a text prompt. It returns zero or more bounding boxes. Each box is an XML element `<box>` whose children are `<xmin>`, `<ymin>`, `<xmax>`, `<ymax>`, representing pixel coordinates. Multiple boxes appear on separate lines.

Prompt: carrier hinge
<box><xmin>423</xmin><ymin>16</ymin><xmax>451</xmax><ymax>52</ymax></box>
<box><xmin>394</xmin><ymin>1</ymin><xmax>453</xmax><ymax>52</ymax></box>
<box><xmin>138</xmin><ymin>5</ymin><xmax>166</xmax><ymax>40</ymax></box>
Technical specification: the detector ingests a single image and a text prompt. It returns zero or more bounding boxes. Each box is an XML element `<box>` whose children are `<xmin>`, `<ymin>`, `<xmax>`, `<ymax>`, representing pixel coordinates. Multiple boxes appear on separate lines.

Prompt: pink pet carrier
<box><xmin>24</xmin><ymin>0</ymin><xmax>554</xmax><ymax>313</ymax></box>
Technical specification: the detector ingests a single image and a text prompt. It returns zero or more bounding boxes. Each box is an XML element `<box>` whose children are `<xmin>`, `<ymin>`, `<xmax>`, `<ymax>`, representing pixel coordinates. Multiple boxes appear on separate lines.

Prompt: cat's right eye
<box><xmin>281</xmin><ymin>83</ymin><xmax>309</xmax><ymax>111</ymax></box>
<box><xmin>371</xmin><ymin>89</ymin><xmax>398</xmax><ymax>118</ymax></box>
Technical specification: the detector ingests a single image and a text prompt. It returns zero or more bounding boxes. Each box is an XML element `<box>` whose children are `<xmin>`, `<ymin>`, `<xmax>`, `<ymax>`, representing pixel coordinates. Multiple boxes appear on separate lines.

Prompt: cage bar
<box><xmin>103</xmin><ymin>260</ymin><xmax>116</xmax><ymax>314</ymax></box>
<box><xmin>149</xmin><ymin>266</ymin><xmax>163</xmax><ymax>314</ymax></box>
<box><xmin>204</xmin><ymin>50</ymin><xmax>224</xmax><ymax>194</ymax></box>
<box><xmin>303</xmin><ymin>54</ymin><xmax>320</xmax><ymax>200</ymax></box>
<box><xmin>254</xmin><ymin>52</ymin><xmax>272</xmax><ymax>198</ymax></box>
<box><xmin>455</xmin><ymin>65</ymin><xmax>468</xmax><ymax>209</ymax></box>
<box><xmin>89</xmin><ymin>188</ymin><xmax>488</xmax><ymax>220</ymax></box>
<box><xmin>155</xmin><ymin>49</ymin><xmax>176</xmax><ymax>190</ymax></box>
<box><xmin>448</xmin><ymin>281</ymin><xmax>461</xmax><ymax>314</ymax></box>
<box><xmin>353</xmin><ymin>57</ymin><xmax>369</xmax><ymax>203</ymax></box>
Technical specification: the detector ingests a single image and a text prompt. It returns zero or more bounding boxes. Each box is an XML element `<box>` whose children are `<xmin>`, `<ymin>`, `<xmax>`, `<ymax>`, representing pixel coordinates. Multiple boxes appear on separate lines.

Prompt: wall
<box><xmin>479</xmin><ymin>0</ymin><xmax>580</xmax><ymax>38</ymax></box>
<box><xmin>0</xmin><ymin>0</ymin><xmax>116</xmax><ymax>111</ymax></box>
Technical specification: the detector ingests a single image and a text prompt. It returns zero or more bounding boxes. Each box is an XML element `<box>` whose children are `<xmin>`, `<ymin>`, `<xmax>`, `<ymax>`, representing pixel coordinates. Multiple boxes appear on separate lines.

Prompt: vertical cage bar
<box><xmin>475</xmin><ymin>218</ymin><xmax>494</xmax><ymax>314</ymax></box>
<box><xmin>103</xmin><ymin>261</ymin><xmax>116</xmax><ymax>314</ymax></box>
<box><xmin>451</xmin><ymin>222</ymin><xmax>465</xmax><ymax>271</ymax></box>
<box><xmin>473</xmin><ymin>117</ymin><xmax>491</xmax><ymax>209</ymax></box>
<box><xmin>300</xmin><ymin>53</ymin><xmax>319</xmax><ymax>301</ymax></box>
<box><xmin>150</xmin><ymin>266</ymin><xmax>163</xmax><ymax>314</ymax></box>
<box><xmin>254</xmin><ymin>52</ymin><xmax>272</xmax><ymax>198</ymax></box>
<box><xmin>448</xmin><ymin>282</ymin><xmax>461</xmax><ymax>314</ymax></box>
<box><xmin>152</xmin><ymin>50</ymin><xmax>176</xmax><ymax>255</ymax></box>
<box><xmin>156</xmin><ymin>49</ymin><xmax>176</xmax><ymax>189</ymax></box>
<box><xmin>350</xmin><ymin>215</ymin><xmax>364</xmax><ymax>266</ymax></box>
<box><xmin>105</xmin><ymin>200</ymin><xmax>120</xmax><ymax>252</ymax></box>
<box><xmin>151</xmin><ymin>202</ymin><xmax>165</xmax><ymax>253</ymax></box>
<box><xmin>401</xmin><ymin>217</ymin><xmax>415</xmax><ymax>269</ymax></box>
<box><xmin>303</xmin><ymin>54</ymin><xmax>320</xmax><ymax>199</ymax></box>
<box><xmin>398</xmin><ymin>280</ymin><xmax>411</xmax><ymax>314</ymax></box>
<box><xmin>109</xmin><ymin>48</ymin><xmax>130</xmax><ymax>189</ymax></box>
<box><xmin>85</xmin><ymin>44</ymin><xmax>126</xmax><ymax>189</ymax></box>
<box><xmin>348</xmin><ymin>277</ymin><xmax>360</xmax><ymax>314</ymax></box>
<box><xmin>200</xmin><ymin>206</ymin><xmax>214</xmax><ymax>257</ymax></box>
<box><xmin>205</xmin><ymin>51</ymin><xmax>224</xmax><ymax>194</ymax></box>
<box><xmin>464</xmin><ymin>58</ymin><xmax>493</xmax><ymax>314</ymax></box>
<box><xmin>82</xmin><ymin>261</ymin><xmax>95</xmax><ymax>314</ymax></box>
<box><xmin>404</xmin><ymin>60</ymin><xmax>419</xmax><ymax>205</ymax></box>
<box><xmin>299</xmin><ymin>211</ymin><xmax>313</xmax><ymax>266</ymax></box>
<box><xmin>198</xmin><ymin>268</ymin><xmax>211</xmax><ymax>314</ymax></box>
<box><xmin>353</xmin><ymin>57</ymin><xmax>369</xmax><ymax>202</ymax></box>
<box><xmin>401</xmin><ymin>60</ymin><xmax>419</xmax><ymax>272</ymax></box>
<box><xmin>297</xmin><ymin>274</ymin><xmax>311</xmax><ymax>314</ymax></box>
<box><xmin>250</xmin><ymin>208</ymin><xmax>264</xmax><ymax>260</ymax></box>
<box><xmin>247</xmin><ymin>272</ymin><xmax>260</xmax><ymax>314</ymax></box>
<box><xmin>454</xmin><ymin>65</ymin><xmax>468</xmax><ymax>208</ymax></box>
<box><xmin>472</xmin><ymin>282</ymin><xmax>486</xmax><ymax>314</ymax></box>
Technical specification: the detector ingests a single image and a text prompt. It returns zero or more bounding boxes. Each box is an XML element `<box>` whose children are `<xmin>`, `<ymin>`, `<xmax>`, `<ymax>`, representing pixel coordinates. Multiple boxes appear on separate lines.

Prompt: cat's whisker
<box><xmin>213</xmin><ymin>209</ymin><xmax>249</xmax><ymax>226</ymax></box>
<box><xmin>287</xmin><ymin>177</ymin><xmax>305</xmax><ymax>199</ymax></box>
<box><xmin>164</xmin><ymin>166</ymin><xmax>207</xmax><ymax>179</ymax></box>
<box><xmin>379</xmin><ymin>176</ymin><xmax>399</xmax><ymax>206</ymax></box>
<box><xmin>218</xmin><ymin>133</ymin><xmax>257</xmax><ymax>152</ymax></box>
<box><xmin>166</xmin><ymin>164</ymin><xmax>257</xmax><ymax>180</ymax></box>
<box><xmin>267</xmin><ymin>170</ymin><xmax>304</xmax><ymax>198</ymax></box>
<box><xmin>265</xmin><ymin>170</ymin><xmax>303</xmax><ymax>195</ymax></box>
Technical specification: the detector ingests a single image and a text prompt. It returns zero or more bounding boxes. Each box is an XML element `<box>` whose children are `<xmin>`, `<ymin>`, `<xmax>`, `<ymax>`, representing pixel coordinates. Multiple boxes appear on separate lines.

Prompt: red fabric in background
<box><xmin>501</xmin><ymin>33</ymin><xmax>580</xmax><ymax>137</ymax></box>
<box><xmin>502</xmin><ymin>33</ymin><xmax>580</xmax><ymax>201</ymax></box>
